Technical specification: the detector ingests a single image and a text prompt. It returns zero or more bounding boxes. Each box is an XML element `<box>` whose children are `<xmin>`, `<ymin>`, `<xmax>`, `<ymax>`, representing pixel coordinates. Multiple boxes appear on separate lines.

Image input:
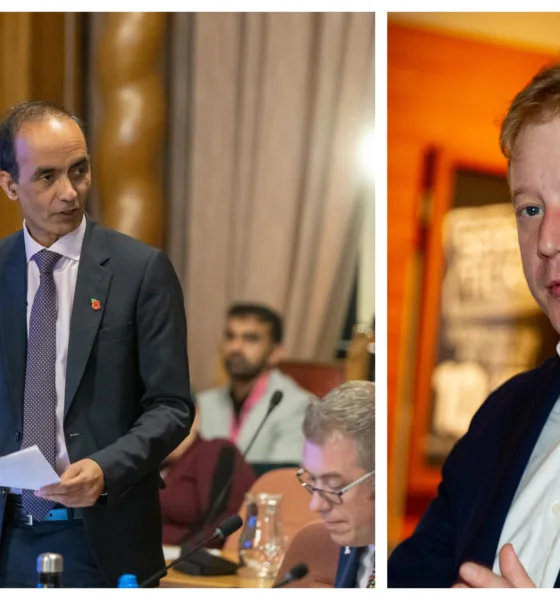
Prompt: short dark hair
<box><xmin>227</xmin><ymin>303</ymin><xmax>283</xmax><ymax>344</ymax></box>
<box><xmin>0</xmin><ymin>100</ymin><xmax>88</xmax><ymax>182</ymax></box>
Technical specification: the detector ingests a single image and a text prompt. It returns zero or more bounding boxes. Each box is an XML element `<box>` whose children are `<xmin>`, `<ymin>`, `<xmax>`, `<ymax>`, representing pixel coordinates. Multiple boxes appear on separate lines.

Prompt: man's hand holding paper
<box><xmin>35</xmin><ymin>458</ymin><xmax>105</xmax><ymax>507</ymax></box>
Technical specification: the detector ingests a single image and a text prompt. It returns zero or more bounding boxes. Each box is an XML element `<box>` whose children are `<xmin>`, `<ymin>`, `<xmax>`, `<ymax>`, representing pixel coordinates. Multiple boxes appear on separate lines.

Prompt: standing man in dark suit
<box><xmin>0</xmin><ymin>101</ymin><xmax>194</xmax><ymax>587</ymax></box>
<box><xmin>388</xmin><ymin>64</ymin><xmax>560</xmax><ymax>589</ymax></box>
<box><xmin>299</xmin><ymin>381</ymin><xmax>375</xmax><ymax>588</ymax></box>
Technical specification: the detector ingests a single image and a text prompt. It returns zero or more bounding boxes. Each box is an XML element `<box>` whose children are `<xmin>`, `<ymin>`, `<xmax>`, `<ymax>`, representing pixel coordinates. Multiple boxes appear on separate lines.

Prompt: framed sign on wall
<box><xmin>406</xmin><ymin>149</ymin><xmax>557</xmax><ymax>504</ymax></box>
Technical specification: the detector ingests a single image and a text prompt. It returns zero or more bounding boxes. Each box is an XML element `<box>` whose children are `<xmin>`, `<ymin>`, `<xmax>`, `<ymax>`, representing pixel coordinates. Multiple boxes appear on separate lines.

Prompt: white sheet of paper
<box><xmin>162</xmin><ymin>545</ymin><xmax>181</xmax><ymax>561</ymax></box>
<box><xmin>0</xmin><ymin>445</ymin><xmax>60</xmax><ymax>490</ymax></box>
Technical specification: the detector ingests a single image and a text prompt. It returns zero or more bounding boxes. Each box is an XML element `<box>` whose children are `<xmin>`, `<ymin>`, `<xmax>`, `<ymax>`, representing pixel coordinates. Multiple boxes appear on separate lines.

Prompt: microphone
<box><xmin>167</xmin><ymin>390</ymin><xmax>285</xmax><ymax>579</ymax></box>
<box><xmin>273</xmin><ymin>563</ymin><xmax>309</xmax><ymax>588</ymax></box>
<box><xmin>190</xmin><ymin>390</ymin><xmax>284</xmax><ymax>545</ymax></box>
<box><xmin>242</xmin><ymin>390</ymin><xmax>283</xmax><ymax>460</ymax></box>
<box><xmin>139</xmin><ymin>514</ymin><xmax>243</xmax><ymax>587</ymax></box>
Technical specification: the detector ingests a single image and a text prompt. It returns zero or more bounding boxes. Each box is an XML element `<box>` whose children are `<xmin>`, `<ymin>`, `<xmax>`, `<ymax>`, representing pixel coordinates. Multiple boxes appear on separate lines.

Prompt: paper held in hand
<box><xmin>0</xmin><ymin>445</ymin><xmax>60</xmax><ymax>490</ymax></box>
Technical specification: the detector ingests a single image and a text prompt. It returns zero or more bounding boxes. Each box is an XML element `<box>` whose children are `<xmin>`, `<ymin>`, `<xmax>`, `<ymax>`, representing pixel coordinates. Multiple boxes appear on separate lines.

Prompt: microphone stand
<box><xmin>166</xmin><ymin>391</ymin><xmax>284</xmax><ymax>579</ymax></box>
<box><xmin>189</xmin><ymin>390</ymin><xmax>284</xmax><ymax>547</ymax></box>
<box><xmin>139</xmin><ymin>516</ymin><xmax>242</xmax><ymax>588</ymax></box>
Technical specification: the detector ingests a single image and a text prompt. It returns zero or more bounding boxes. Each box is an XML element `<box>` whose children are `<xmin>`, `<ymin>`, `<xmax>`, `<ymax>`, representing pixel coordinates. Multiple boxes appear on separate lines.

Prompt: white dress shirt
<box><xmin>357</xmin><ymin>544</ymin><xmax>375</xmax><ymax>588</ymax></box>
<box><xmin>492</xmin><ymin>342</ymin><xmax>560</xmax><ymax>587</ymax></box>
<box><xmin>11</xmin><ymin>216</ymin><xmax>86</xmax><ymax>493</ymax></box>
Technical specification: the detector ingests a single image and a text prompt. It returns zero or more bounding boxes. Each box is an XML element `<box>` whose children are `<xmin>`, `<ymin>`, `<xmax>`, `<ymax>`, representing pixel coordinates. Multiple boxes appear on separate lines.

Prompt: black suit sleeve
<box><xmin>88</xmin><ymin>249</ymin><xmax>194</xmax><ymax>499</ymax></box>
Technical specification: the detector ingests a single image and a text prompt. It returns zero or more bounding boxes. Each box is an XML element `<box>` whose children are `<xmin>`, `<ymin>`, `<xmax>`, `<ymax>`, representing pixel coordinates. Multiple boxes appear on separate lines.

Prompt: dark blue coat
<box><xmin>389</xmin><ymin>356</ymin><xmax>560</xmax><ymax>588</ymax></box>
<box><xmin>335</xmin><ymin>545</ymin><xmax>367</xmax><ymax>588</ymax></box>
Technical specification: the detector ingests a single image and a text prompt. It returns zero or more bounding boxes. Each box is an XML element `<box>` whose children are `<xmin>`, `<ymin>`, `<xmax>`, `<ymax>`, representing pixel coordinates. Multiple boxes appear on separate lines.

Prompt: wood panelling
<box><xmin>0</xmin><ymin>13</ymin><xmax>32</xmax><ymax>238</ymax></box>
<box><xmin>30</xmin><ymin>14</ymin><xmax>66</xmax><ymax>105</ymax></box>
<box><xmin>0</xmin><ymin>13</ymin><xmax>32</xmax><ymax>107</ymax></box>
<box><xmin>0</xmin><ymin>13</ymin><xmax>84</xmax><ymax>239</ymax></box>
<box><xmin>388</xmin><ymin>23</ymin><xmax>555</xmax><ymax>544</ymax></box>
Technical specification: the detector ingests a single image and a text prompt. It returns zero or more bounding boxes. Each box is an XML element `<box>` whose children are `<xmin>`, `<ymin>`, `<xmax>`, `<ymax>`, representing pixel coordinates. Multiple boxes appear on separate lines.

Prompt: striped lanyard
<box><xmin>367</xmin><ymin>552</ymin><xmax>375</xmax><ymax>588</ymax></box>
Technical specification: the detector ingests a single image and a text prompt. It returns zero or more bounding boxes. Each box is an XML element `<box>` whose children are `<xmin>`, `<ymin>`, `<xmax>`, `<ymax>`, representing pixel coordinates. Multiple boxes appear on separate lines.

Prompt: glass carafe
<box><xmin>238</xmin><ymin>493</ymin><xmax>285</xmax><ymax>580</ymax></box>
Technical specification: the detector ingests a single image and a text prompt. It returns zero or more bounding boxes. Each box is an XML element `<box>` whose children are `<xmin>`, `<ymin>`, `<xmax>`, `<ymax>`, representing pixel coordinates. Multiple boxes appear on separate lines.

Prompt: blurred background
<box><xmin>388</xmin><ymin>12</ymin><xmax>560</xmax><ymax>551</ymax></box>
<box><xmin>0</xmin><ymin>12</ymin><xmax>375</xmax><ymax>393</ymax></box>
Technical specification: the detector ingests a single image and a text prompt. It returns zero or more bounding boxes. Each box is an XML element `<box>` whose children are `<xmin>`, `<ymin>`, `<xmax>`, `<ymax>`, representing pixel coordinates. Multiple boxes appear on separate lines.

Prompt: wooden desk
<box><xmin>160</xmin><ymin>550</ymin><xmax>274</xmax><ymax>589</ymax></box>
<box><xmin>161</xmin><ymin>568</ymin><xmax>241</xmax><ymax>588</ymax></box>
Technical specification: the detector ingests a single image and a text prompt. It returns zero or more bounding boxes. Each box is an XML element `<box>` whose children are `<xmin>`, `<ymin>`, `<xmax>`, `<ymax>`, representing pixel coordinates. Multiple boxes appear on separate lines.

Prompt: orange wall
<box><xmin>388</xmin><ymin>22</ymin><xmax>554</xmax><ymax>540</ymax></box>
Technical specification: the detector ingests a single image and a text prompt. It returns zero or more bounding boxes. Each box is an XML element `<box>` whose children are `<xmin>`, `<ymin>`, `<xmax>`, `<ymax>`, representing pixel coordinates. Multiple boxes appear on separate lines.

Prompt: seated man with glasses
<box><xmin>299</xmin><ymin>381</ymin><xmax>375</xmax><ymax>588</ymax></box>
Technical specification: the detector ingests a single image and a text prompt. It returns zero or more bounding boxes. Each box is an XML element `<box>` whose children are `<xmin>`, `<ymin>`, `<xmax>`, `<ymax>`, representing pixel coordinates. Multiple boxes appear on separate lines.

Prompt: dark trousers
<box><xmin>0</xmin><ymin>518</ymin><xmax>110</xmax><ymax>588</ymax></box>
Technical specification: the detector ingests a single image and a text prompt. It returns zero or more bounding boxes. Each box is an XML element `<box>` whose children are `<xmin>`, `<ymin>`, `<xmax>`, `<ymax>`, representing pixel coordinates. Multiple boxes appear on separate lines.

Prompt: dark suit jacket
<box><xmin>388</xmin><ymin>355</ymin><xmax>560</xmax><ymax>588</ymax></box>
<box><xmin>0</xmin><ymin>217</ymin><xmax>194</xmax><ymax>586</ymax></box>
<box><xmin>335</xmin><ymin>546</ymin><xmax>365</xmax><ymax>588</ymax></box>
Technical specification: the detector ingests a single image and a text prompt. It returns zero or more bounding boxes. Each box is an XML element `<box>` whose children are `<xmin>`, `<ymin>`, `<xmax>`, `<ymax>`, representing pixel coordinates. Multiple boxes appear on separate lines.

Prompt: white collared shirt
<box><xmin>492</xmin><ymin>342</ymin><xmax>560</xmax><ymax>587</ymax></box>
<box><xmin>357</xmin><ymin>544</ymin><xmax>375</xmax><ymax>588</ymax></box>
<box><xmin>11</xmin><ymin>216</ymin><xmax>86</xmax><ymax>493</ymax></box>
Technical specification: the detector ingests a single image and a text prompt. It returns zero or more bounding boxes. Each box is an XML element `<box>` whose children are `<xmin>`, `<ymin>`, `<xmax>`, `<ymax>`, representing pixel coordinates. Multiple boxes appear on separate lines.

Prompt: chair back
<box><xmin>278</xmin><ymin>360</ymin><xmax>345</xmax><ymax>397</ymax></box>
<box><xmin>345</xmin><ymin>324</ymin><xmax>375</xmax><ymax>381</ymax></box>
<box><xmin>273</xmin><ymin>521</ymin><xmax>340</xmax><ymax>588</ymax></box>
<box><xmin>223</xmin><ymin>467</ymin><xmax>319</xmax><ymax>554</ymax></box>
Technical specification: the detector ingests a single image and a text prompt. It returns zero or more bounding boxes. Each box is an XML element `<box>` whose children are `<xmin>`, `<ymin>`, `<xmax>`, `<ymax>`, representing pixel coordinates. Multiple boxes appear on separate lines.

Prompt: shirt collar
<box><xmin>23</xmin><ymin>215</ymin><xmax>86</xmax><ymax>264</ymax></box>
<box><xmin>345</xmin><ymin>544</ymin><xmax>375</xmax><ymax>555</ymax></box>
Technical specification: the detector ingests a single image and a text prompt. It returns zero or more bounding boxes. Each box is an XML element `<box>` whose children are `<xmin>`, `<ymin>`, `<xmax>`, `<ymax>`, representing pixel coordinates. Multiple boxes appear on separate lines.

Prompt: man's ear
<box><xmin>0</xmin><ymin>170</ymin><xmax>18</xmax><ymax>201</ymax></box>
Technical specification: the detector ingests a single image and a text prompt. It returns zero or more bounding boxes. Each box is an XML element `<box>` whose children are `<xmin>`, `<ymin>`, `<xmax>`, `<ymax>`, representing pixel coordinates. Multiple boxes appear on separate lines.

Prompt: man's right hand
<box><xmin>453</xmin><ymin>544</ymin><xmax>535</xmax><ymax>588</ymax></box>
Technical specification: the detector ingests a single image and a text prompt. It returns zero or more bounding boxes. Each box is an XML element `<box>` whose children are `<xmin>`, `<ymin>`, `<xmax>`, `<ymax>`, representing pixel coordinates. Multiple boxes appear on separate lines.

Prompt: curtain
<box><xmin>167</xmin><ymin>12</ymin><xmax>374</xmax><ymax>391</ymax></box>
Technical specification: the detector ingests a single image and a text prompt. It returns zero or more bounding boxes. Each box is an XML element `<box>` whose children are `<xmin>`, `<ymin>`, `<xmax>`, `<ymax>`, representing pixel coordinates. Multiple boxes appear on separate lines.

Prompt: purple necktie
<box><xmin>21</xmin><ymin>249</ymin><xmax>62</xmax><ymax>520</ymax></box>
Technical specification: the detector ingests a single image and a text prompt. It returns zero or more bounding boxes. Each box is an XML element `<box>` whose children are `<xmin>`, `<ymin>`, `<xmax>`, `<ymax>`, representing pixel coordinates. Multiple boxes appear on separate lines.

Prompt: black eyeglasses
<box><xmin>296</xmin><ymin>468</ymin><xmax>374</xmax><ymax>505</ymax></box>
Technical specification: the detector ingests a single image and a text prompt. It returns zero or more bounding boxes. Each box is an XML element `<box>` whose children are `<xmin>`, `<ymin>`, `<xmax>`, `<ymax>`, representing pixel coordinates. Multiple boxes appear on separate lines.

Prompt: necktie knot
<box><xmin>33</xmin><ymin>249</ymin><xmax>62</xmax><ymax>275</ymax></box>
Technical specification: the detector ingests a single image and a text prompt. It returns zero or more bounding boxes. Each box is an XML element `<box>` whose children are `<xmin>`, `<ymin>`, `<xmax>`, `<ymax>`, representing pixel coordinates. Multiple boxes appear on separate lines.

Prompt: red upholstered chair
<box><xmin>273</xmin><ymin>521</ymin><xmax>340</xmax><ymax>588</ymax></box>
<box><xmin>277</xmin><ymin>360</ymin><xmax>346</xmax><ymax>398</ymax></box>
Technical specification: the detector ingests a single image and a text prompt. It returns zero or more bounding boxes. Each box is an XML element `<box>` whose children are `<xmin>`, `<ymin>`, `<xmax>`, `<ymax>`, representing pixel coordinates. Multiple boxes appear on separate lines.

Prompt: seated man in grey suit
<box><xmin>300</xmin><ymin>381</ymin><xmax>375</xmax><ymax>588</ymax></box>
<box><xmin>197</xmin><ymin>303</ymin><xmax>311</xmax><ymax>463</ymax></box>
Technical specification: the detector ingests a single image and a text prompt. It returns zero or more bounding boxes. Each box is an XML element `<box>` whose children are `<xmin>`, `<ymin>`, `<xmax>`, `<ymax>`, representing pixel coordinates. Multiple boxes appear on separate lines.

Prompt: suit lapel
<box><xmin>336</xmin><ymin>546</ymin><xmax>363</xmax><ymax>588</ymax></box>
<box><xmin>64</xmin><ymin>219</ymin><xmax>112</xmax><ymax>416</ymax></box>
<box><xmin>0</xmin><ymin>233</ymin><xmax>27</xmax><ymax>418</ymax></box>
<box><xmin>460</xmin><ymin>359</ymin><xmax>560</xmax><ymax>569</ymax></box>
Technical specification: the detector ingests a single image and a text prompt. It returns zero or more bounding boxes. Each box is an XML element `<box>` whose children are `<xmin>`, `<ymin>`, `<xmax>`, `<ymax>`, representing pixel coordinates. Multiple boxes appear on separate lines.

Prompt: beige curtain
<box><xmin>167</xmin><ymin>13</ymin><xmax>374</xmax><ymax>391</ymax></box>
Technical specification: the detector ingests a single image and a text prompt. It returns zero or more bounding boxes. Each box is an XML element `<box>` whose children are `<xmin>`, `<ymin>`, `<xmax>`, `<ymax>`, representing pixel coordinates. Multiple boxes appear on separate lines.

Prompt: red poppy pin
<box><xmin>91</xmin><ymin>298</ymin><xmax>101</xmax><ymax>311</ymax></box>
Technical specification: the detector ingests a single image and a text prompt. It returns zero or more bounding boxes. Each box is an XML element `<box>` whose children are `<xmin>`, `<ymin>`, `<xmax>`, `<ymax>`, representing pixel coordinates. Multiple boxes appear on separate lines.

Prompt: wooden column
<box><xmin>95</xmin><ymin>13</ymin><xmax>166</xmax><ymax>246</ymax></box>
